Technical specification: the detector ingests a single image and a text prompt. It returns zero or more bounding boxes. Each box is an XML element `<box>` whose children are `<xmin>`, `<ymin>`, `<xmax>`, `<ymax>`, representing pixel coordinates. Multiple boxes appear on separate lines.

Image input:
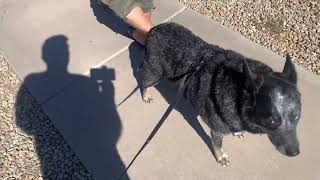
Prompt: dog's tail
<box><xmin>117</xmin><ymin>86</ymin><xmax>140</xmax><ymax>107</ymax></box>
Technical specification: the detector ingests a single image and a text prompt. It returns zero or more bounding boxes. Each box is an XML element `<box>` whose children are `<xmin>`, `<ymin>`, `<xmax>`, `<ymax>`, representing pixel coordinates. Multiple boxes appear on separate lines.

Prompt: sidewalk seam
<box><xmin>162</xmin><ymin>6</ymin><xmax>186</xmax><ymax>23</ymax></box>
<box><xmin>88</xmin><ymin>6</ymin><xmax>187</xmax><ymax>74</ymax></box>
<box><xmin>84</xmin><ymin>45</ymin><xmax>130</xmax><ymax>76</ymax></box>
<box><xmin>42</xmin><ymin>6</ymin><xmax>187</xmax><ymax>106</ymax></box>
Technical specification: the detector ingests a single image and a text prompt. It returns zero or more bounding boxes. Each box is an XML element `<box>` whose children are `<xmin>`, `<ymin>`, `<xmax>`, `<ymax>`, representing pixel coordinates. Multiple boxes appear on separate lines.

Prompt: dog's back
<box><xmin>145</xmin><ymin>22</ymin><xmax>267</xmax><ymax>127</ymax></box>
<box><xmin>145</xmin><ymin>23</ymin><xmax>219</xmax><ymax>78</ymax></box>
<box><xmin>145</xmin><ymin>22</ymin><xmax>273</xmax><ymax>133</ymax></box>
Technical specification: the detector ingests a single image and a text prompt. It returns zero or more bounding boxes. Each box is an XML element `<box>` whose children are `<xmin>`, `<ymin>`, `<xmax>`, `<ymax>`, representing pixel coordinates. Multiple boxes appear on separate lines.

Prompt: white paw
<box><xmin>217</xmin><ymin>152</ymin><xmax>231</xmax><ymax>167</ymax></box>
<box><xmin>233</xmin><ymin>131</ymin><xmax>245</xmax><ymax>139</ymax></box>
<box><xmin>143</xmin><ymin>94</ymin><xmax>153</xmax><ymax>103</ymax></box>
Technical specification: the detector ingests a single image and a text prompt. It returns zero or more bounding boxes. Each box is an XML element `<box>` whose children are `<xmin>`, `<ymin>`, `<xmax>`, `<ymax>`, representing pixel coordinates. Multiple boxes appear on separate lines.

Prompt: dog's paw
<box><xmin>217</xmin><ymin>152</ymin><xmax>231</xmax><ymax>167</ymax></box>
<box><xmin>143</xmin><ymin>94</ymin><xmax>153</xmax><ymax>103</ymax></box>
<box><xmin>233</xmin><ymin>131</ymin><xmax>245</xmax><ymax>139</ymax></box>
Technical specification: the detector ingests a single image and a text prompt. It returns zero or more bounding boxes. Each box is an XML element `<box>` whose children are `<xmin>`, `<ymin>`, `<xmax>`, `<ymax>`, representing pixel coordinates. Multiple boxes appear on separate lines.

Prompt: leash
<box><xmin>118</xmin><ymin>63</ymin><xmax>203</xmax><ymax>180</ymax></box>
<box><xmin>117</xmin><ymin>63</ymin><xmax>144</xmax><ymax>107</ymax></box>
<box><xmin>117</xmin><ymin>86</ymin><xmax>139</xmax><ymax>107</ymax></box>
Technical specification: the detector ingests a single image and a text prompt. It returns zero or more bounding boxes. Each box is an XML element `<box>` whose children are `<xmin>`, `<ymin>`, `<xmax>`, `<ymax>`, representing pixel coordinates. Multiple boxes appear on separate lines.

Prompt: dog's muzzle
<box><xmin>268</xmin><ymin>128</ymin><xmax>300</xmax><ymax>157</ymax></box>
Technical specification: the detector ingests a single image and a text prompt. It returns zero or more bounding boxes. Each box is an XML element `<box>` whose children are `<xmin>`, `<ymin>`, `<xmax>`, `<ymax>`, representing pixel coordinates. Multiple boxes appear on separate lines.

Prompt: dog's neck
<box><xmin>241</xmin><ymin>106</ymin><xmax>266</xmax><ymax>134</ymax></box>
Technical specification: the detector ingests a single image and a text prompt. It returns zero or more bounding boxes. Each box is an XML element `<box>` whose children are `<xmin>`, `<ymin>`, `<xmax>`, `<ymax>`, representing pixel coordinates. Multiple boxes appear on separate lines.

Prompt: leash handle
<box><xmin>118</xmin><ymin>70</ymin><xmax>198</xmax><ymax>180</ymax></box>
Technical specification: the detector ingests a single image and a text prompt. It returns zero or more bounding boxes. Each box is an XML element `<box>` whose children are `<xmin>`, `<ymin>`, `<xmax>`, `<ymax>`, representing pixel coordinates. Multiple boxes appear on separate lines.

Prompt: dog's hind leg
<box><xmin>210</xmin><ymin>130</ymin><xmax>231</xmax><ymax>167</ymax></box>
<box><xmin>142</xmin><ymin>63</ymin><xmax>161</xmax><ymax>103</ymax></box>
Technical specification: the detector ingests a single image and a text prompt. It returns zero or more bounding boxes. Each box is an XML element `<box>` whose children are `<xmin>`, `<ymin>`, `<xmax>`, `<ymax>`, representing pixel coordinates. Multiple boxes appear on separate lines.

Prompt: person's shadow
<box><xmin>15</xmin><ymin>35</ymin><xmax>129</xmax><ymax>179</ymax></box>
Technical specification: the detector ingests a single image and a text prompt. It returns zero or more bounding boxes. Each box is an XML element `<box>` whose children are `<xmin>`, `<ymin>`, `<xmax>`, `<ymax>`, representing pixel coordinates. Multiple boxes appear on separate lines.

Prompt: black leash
<box><xmin>117</xmin><ymin>86</ymin><xmax>139</xmax><ymax>107</ymax></box>
<box><xmin>118</xmin><ymin>64</ymin><xmax>202</xmax><ymax>180</ymax></box>
<box><xmin>117</xmin><ymin>63</ymin><xmax>144</xmax><ymax>108</ymax></box>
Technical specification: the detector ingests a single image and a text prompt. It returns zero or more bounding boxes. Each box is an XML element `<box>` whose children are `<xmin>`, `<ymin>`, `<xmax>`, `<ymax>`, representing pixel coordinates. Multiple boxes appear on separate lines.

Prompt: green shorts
<box><xmin>100</xmin><ymin>0</ymin><xmax>155</xmax><ymax>19</ymax></box>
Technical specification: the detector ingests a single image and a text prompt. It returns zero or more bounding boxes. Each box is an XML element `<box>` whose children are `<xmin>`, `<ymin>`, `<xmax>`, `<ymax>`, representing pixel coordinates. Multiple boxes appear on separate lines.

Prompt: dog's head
<box><xmin>244</xmin><ymin>55</ymin><xmax>301</xmax><ymax>157</ymax></box>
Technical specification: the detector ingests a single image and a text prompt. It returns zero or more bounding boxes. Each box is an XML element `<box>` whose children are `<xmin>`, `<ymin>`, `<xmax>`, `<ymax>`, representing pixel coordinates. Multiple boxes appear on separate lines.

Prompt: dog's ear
<box><xmin>243</xmin><ymin>59</ymin><xmax>264</xmax><ymax>92</ymax></box>
<box><xmin>282</xmin><ymin>54</ymin><xmax>297</xmax><ymax>84</ymax></box>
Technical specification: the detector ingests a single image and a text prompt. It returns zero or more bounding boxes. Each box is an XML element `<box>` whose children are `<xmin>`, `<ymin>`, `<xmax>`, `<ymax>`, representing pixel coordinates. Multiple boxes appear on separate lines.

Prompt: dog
<box><xmin>141</xmin><ymin>22</ymin><xmax>301</xmax><ymax>167</ymax></box>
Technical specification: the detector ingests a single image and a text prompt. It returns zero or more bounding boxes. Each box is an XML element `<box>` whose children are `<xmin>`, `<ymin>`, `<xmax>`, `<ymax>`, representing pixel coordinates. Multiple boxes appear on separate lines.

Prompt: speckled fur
<box><xmin>143</xmin><ymin>23</ymin><xmax>301</xmax><ymax>157</ymax></box>
<box><xmin>144</xmin><ymin>22</ymin><xmax>270</xmax><ymax>133</ymax></box>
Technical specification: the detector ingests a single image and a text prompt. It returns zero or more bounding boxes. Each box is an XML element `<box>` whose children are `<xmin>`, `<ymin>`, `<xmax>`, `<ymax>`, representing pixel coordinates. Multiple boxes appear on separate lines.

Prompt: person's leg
<box><xmin>126</xmin><ymin>6</ymin><xmax>153</xmax><ymax>45</ymax></box>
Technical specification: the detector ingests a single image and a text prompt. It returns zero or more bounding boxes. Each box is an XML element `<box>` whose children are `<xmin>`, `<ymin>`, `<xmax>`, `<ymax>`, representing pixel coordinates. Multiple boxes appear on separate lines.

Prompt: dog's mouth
<box><xmin>275</xmin><ymin>144</ymin><xmax>300</xmax><ymax>157</ymax></box>
<box><xmin>267</xmin><ymin>129</ymin><xmax>300</xmax><ymax>157</ymax></box>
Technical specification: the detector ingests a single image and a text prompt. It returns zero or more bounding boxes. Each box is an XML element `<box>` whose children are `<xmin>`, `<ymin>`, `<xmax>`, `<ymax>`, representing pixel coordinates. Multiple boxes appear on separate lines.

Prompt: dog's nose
<box><xmin>286</xmin><ymin>147</ymin><xmax>300</xmax><ymax>157</ymax></box>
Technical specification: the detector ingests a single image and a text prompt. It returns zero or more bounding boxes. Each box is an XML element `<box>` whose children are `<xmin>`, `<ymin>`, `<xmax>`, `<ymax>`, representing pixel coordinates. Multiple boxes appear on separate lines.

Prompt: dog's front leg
<box><xmin>210</xmin><ymin>130</ymin><xmax>230</xmax><ymax>167</ymax></box>
<box><xmin>142</xmin><ymin>63</ymin><xmax>161</xmax><ymax>103</ymax></box>
<box><xmin>232</xmin><ymin>131</ymin><xmax>245</xmax><ymax>138</ymax></box>
<box><xmin>142</xmin><ymin>87</ymin><xmax>153</xmax><ymax>103</ymax></box>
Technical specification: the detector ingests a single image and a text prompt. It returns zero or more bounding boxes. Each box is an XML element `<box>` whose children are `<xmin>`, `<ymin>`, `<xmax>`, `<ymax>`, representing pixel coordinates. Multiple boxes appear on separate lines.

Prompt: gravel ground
<box><xmin>178</xmin><ymin>0</ymin><xmax>320</xmax><ymax>75</ymax></box>
<box><xmin>0</xmin><ymin>53</ymin><xmax>93</xmax><ymax>179</ymax></box>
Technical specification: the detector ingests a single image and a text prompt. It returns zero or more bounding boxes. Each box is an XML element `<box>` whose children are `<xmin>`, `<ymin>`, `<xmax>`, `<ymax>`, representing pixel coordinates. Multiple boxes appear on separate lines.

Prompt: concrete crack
<box><xmin>1</xmin><ymin>9</ymin><xmax>6</xmax><ymax>22</ymax></box>
<box><xmin>1</xmin><ymin>8</ymin><xmax>6</xmax><ymax>24</ymax></box>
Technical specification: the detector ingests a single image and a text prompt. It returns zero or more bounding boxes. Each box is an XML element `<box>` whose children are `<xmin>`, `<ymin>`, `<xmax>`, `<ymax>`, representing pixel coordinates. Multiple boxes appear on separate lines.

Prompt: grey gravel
<box><xmin>1</xmin><ymin>1</ymin><xmax>319</xmax><ymax>179</ymax></box>
<box><xmin>0</xmin><ymin>53</ymin><xmax>93</xmax><ymax>179</ymax></box>
<box><xmin>178</xmin><ymin>0</ymin><xmax>320</xmax><ymax>75</ymax></box>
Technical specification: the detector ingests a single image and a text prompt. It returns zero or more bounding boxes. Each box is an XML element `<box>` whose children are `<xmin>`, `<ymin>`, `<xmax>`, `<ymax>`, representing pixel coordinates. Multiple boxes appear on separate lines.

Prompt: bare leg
<box><xmin>126</xmin><ymin>7</ymin><xmax>153</xmax><ymax>45</ymax></box>
<box><xmin>210</xmin><ymin>130</ymin><xmax>231</xmax><ymax>167</ymax></box>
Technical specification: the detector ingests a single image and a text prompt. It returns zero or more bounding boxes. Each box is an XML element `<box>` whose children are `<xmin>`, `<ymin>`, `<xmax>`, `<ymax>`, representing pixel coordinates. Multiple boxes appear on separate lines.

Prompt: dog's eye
<box><xmin>290</xmin><ymin>112</ymin><xmax>300</xmax><ymax>123</ymax></box>
<box><xmin>291</xmin><ymin>115</ymin><xmax>300</xmax><ymax>124</ymax></box>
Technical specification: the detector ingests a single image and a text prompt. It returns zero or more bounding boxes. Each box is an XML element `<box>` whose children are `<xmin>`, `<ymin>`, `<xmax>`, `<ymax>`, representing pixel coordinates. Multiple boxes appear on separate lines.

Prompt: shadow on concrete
<box><xmin>15</xmin><ymin>35</ymin><xmax>129</xmax><ymax>179</ymax></box>
<box><xmin>88</xmin><ymin>0</ymin><xmax>215</xmax><ymax>169</ymax></box>
<box><xmin>128</xmin><ymin>42</ymin><xmax>214</xmax><ymax>155</ymax></box>
<box><xmin>89</xmin><ymin>0</ymin><xmax>131</xmax><ymax>38</ymax></box>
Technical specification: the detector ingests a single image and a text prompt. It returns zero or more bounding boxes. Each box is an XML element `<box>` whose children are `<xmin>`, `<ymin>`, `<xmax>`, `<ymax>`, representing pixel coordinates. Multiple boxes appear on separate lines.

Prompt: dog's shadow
<box><xmin>128</xmin><ymin>42</ymin><xmax>214</xmax><ymax>154</ymax></box>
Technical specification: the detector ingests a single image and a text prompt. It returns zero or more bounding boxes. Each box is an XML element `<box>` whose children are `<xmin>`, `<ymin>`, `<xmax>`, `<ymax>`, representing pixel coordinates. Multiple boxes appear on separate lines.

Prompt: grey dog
<box><xmin>141</xmin><ymin>22</ymin><xmax>301</xmax><ymax>166</ymax></box>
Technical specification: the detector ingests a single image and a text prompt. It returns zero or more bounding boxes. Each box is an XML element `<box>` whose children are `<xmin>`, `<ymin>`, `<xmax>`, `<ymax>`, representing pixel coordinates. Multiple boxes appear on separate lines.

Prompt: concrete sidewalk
<box><xmin>1</xmin><ymin>0</ymin><xmax>320</xmax><ymax>179</ymax></box>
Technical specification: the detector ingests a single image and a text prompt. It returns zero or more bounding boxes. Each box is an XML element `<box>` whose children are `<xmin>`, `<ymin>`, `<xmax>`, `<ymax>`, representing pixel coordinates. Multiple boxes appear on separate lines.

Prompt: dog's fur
<box><xmin>142</xmin><ymin>22</ymin><xmax>301</xmax><ymax>166</ymax></box>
